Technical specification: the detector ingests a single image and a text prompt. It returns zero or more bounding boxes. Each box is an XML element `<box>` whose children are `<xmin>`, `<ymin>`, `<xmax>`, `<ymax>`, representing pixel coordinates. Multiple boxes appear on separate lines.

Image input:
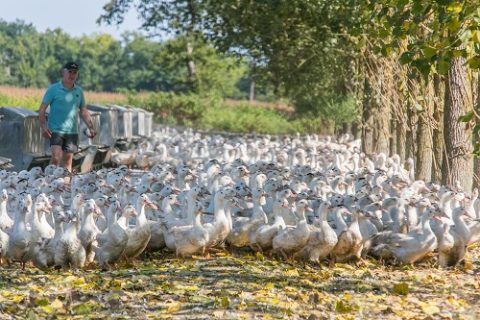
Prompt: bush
<box><xmin>200</xmin><ymin>103</ymin><xmax>298</xmax><ymax>134</ymax></box>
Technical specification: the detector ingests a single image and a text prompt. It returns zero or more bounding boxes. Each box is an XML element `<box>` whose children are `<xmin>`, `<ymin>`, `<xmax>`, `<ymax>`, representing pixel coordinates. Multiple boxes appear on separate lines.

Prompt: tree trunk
<box><xmin>186</xmin><ymin>0</ymin><xmax>198</xmax><ymax>92</ymax></box>
<box><xmin>352</xmin><ymin>122</ymin><xmax>360</xmax><ymax>140</ymax></box>
<box><xmin>442</xmin><ymin>56</ymin><xmax>474</xmax><ymax>193</ymax></box>
<box><xmin>396</xmin><ymin>119</ymin><xmax>407</xmax><ymax>162</ymax></box>
<box><xmin>390</xmin><ymin>118</ymin><xmax>397</xmax><ymax>156</ymax></box>
<box><xmin>361</xmin><ymin>76</ymin><xmax>374</xmax><ymax>155</ymax></box>
<box><xmin>405</xmin><ymin>101</ymin><xmax>417</xmax><ymax>162</ymax></box>
<box><xmin>415</xmin><ymin>77</ymin><xmax>434</xmax><ymax>182</ymax></box>
<box><xmin>372</xmin><ymin>98</ymin><xmax>390</xmax><ymax>154</ymax></box>
<box><xmin>249</xmin><ymin>78</ymin><xmax>256</xmax><ymax>102</ymax></box>
<box><xmin>186</xmin><ymin>40</ymin><xmax>197</xmax><ymax>91</ymax></box>
<box><xmin>372</xmin><ymin>58</ymin><xmax>391</xmax><ymax>155</ymax></box>
<box><xmin>431</xmin><ymin>74</ymin><xmax>444</xmax><ymax>184</ymax></box>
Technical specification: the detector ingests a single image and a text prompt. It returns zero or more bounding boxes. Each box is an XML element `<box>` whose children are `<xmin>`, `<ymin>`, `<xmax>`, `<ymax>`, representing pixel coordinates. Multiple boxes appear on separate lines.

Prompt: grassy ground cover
<box><xmin>0</xmin><ymin>246</ymin><xmax>479</xmax><ymax>319</ymax></box>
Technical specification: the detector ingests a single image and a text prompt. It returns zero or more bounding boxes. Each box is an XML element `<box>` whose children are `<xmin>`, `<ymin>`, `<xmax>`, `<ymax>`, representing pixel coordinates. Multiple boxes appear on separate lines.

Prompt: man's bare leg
<box><xmin>64</xmin><ymin>152</ymin><xmax>73</xmax><ymax>173</ymax></box>
<box><xmin>63</xmin><ymin>152</ymin><xmax>74</xmax><ymax>183</ymax></box>
<box><xmin>50</xmin><ymin>146</ymin><xmax>63</xmax><ymax>166</ymax></box>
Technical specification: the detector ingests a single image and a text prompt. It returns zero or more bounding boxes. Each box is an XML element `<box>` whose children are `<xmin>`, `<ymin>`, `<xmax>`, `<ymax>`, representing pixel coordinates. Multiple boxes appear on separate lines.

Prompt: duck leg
<box><xmin>354</xmin><ymin>257</ymin><xmax>367</xmax><ymax>267</ymax></box>
<box><xmin>328</xmin><ymin>256</ymin><xmax>336</xmax><ymax>268</ymax></box>
<box><xmin>279</xmin><ymin>249</ymin><xmax>288</xmax><ymax>261</ymax></box>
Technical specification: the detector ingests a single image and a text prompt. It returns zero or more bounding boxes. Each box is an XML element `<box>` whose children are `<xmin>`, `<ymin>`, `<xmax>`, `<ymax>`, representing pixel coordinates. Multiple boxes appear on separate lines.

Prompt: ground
<box><xmin>0</xmin><ymin>246</ymin><xmax>479</xmax><ymax>319</ymax></box>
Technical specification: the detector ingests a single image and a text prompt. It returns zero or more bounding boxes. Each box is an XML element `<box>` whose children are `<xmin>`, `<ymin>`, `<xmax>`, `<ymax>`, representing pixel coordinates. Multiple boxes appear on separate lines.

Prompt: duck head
<box><xmin>139</xmin><ymin>194</ymin><xmax>158</xmax><ymax>210</ymax></box>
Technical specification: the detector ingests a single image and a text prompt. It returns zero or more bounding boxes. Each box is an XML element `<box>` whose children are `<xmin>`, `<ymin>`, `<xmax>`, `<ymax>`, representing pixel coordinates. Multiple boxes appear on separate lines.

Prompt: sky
<box><xmin>0</xmin><ymin>0</ymin><xmax>143</xmax><ymax>39</ymax></box>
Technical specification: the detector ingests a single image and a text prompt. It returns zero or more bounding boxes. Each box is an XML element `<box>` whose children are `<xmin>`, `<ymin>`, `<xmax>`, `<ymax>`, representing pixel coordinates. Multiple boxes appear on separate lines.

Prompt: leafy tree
<box><xmin>99</xmin><ymin>0</ymin><xmax>206</xmax><ymax>91</ymax></box>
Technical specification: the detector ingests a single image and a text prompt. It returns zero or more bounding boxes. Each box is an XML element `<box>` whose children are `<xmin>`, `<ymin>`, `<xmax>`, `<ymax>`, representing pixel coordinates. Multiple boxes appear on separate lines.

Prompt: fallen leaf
<box><xmin>256</xmin><ymin>252</ymin><xmax>265</xmax><ymax>261</ymax></box>
<box><xmin>392</xmin><ymin>283</ymin><xmax>409</xmax><ymax>295</ymax></box>
<box><xmin>221</xmin><ymin>296</ymin><xmax>230</xmax><ymax>308</ymax></box>
<box><xmin>419</xmin><ymin>302</ymin><xmax>440</xmax><ymax>315</ymax></box>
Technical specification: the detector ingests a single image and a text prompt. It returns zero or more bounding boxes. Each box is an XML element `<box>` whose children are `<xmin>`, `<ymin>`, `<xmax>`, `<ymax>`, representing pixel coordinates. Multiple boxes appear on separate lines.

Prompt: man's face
<box><xmin>63</xmin><ymin>68</ymin><xmax>79</xmax><ymax>82</ymax></box>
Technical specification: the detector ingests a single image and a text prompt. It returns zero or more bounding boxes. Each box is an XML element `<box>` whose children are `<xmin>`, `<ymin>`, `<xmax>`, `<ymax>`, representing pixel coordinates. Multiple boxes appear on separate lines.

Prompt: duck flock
<box><xmin>0</xmin><ymin>127</ymin><xmax>479</xmax><ymax>271</ymax></box>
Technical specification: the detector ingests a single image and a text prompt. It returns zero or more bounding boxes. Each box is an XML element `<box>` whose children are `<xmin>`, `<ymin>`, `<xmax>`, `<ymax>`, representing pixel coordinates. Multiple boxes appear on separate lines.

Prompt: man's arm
<box><xmin>38</xmin><ymin>103</ymin><xmax>51</xmax><ymax>138</ymax></box>
<box><xmin>80</xmin><ymin>107</ymin><xmax>97</xmax><ymax>138</ymax></box>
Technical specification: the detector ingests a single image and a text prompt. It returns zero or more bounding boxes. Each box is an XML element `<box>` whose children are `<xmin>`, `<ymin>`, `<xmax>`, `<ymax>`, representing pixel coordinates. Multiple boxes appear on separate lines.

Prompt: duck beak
<box><xmin>145</xmin><ymin>199</ymin><xmax>158</xmax><ymax>210</ymax></box>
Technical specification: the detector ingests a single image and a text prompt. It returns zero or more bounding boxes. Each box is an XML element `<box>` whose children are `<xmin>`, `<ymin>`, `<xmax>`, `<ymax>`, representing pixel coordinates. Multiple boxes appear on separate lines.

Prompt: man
<box><xmin>39</xmin><ymin>62</ymin><xmax>97</xmax><ymax>174</ymax></box>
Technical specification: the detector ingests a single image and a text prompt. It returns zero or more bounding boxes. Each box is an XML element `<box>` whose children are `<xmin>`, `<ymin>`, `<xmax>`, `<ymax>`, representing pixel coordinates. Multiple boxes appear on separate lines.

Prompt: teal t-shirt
<box><xmin>41</xmin><ymin>81</ymin><xmax>86</xmax><ymax>134</ymax></box>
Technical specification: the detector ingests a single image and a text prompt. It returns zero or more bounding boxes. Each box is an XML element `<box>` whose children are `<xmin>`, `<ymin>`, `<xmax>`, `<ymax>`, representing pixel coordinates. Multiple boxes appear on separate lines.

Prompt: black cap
<box><xmin>63</xmin><ymin>62</ymin><xmax>79</xmax><ymax>70</ymax></box>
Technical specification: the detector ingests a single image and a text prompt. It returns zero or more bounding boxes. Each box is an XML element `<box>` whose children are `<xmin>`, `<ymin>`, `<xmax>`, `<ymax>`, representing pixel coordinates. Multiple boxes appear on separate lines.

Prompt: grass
<box><xmin>0</xmin><ymin>247</ymin><xmax>479</xmax><ymax>319</ymax></box>
<box><xmin>0</xmin><ymin>86</ymin><xmax>129</xmax><ymax>111</ymax></box>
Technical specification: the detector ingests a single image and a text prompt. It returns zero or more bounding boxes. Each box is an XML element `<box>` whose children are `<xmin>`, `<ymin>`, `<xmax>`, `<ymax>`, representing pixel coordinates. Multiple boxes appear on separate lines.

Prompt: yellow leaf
<box><xmin>51</xmin><ymin>299</ymin><xmax>64</xmax><ymax>310</ymax></box>
<box><xmin>335</xmin><ymin>299</ymin><xmax>356</xmax><ymax>313</ymax></box>
<box><xmin>175</xmin><ymin>284</ymin><xmax>199</xmax><ymax>292</ymax></box>
<box><xmin>73</xmin><ymin>277</ymin><xmax>86</xmax><ymax>286</ymax></box>
<box><xmin>284</xmin><ymin>269</ymin><xmax>299</xmax><ymax>277</ymax></box>
<box><xmin>343</xmin><ymin>292</ymin><xmax>352</xmax><ymax>301</ymax></box>
<box><xmin>392</xmin><ymin>283</ymin><xmax>409</xmax><ymax>295</ymax></box>
<box><xmin>36</xmin><ymin>297</ymin><xmax>49</xmax><ymax>306</ymax></box>
<box><xmin>62</xmin><ymin>275</ymin><xmax>77</xmax><ymax>284</ymax></box>
<box><xmin>256</xmin><ymin>251</ymin><xmax>265</xmax><ymax>261</ymax></box>
<box><xmin>29</xmin><ymin>285</ymin><xmax>43</xmax><ymax>292</ymax></box>
<box><xmin>265</xmin><ymin>282</ymin><xmax>274</xmax><ymax>290</ymax></box>
<box><xmin>420</xmin><ymin>302</ymin><xmax>440</xmax><ymax>315</ymax></box>
<box><xmin>221</xmin><ymin>296</ymin><xmax>230</xmax><ymax>308</ymax></box>
<box><xmin>10</xmin><ymin>294</ymin><xmax>25</xmax><ymax>303</ymax></box>
<box><xmin>165</xmin><ymin>302</ymin><xmax>180</xmax><ymax>313</ymax></box>
<box><xmin>41</xmin><ymin>305</ymin><xmax>54</xmax><ymax>314</ymax></box>
<box><xmin>473</xmin><ymin>31</ymin><xmax>480</xmax><ymax>44</ymax></box>
<box><xmin>111</xmin><ymin>279</ymin><xmax>123</xmax><ymax>290</ymax></box>
<box><xmin>447</xmin><ymin>2</ymin><xmax>462</xmax><ymax>13</ymax></box>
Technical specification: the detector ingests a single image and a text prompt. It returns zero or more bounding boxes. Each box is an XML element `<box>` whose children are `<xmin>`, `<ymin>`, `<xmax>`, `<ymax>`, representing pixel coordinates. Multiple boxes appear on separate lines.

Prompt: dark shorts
<box><xmin>50</xmin><ymin>132</ymin><xmax>79</xmax><ymax>153</ymax></box>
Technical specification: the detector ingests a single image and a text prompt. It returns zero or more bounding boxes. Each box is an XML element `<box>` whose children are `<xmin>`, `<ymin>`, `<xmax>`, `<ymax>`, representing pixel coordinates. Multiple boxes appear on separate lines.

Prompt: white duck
<box><xmin>30</xmin><ymin>194</ymin><xmax>54</xmax><ymax>242</ymax></box>
<box><xmin>226</xmin><ymin>187</ymin><xmax>268</xmax><ymax>248</ymax></box>
<box><xmin>294</xmin><ymin>201</ymin><xmax>338</xmax><ymax>263</ymax></box>
<box><xmin>122</xmin><ymin>194</ymin><xmax>155</xmax><ymax>261</ymax></box>
<box><xmin>146</xmin><ymin>195</ymin><xmax>180</xmax><ymax>251</ymax></box>
<box><xmin>249</xmin><ymin>198</ymin><xmax>287</xmax><ymax>253</ymax></box>
<box><xmin>365</xmin><ymin>206</ymin><xmax>439</xmax><ymax>264</ymax></box>
<box><xmin>165</xmin><ymin>201</ymin><xmax>210</xmax><ymax>257</ymax></box>
<box><xmin>204</xmin><ymin>188</ymin><xmax>235</xmax><ymax>249</ymax></box>
<box><xmin>78</xmin><ymin>199</ymin><xmax>101</xmax><ymax>264</ymax></box>
<box><xmin>95</xmin><ymin>202</ymin><xmax>134</xmax><ymax>270</ymax></box>
<box><xmin>272</xmin><ymin>199</ymin><xmax>312</xmax><ymax>260</ymax></box>
<box><xmin>54</xmin><ymin>210</ymin><xmax>86</xmax><ymax>269</ymax></box>
<box><xmin>438</xmin><ymin>222</ymin><xmax>466</xmax><ymax>268</ymax></box>
<box><xmin>0</xmin><ymin>189</ymin><xmax>13</xmax><ymax>231</ymax></box>
<box><xmin>331</xmin><ymin>210</ymin><xmax>364</xmax><ymax>264</ymax></box>
<box><xmin>0</xmin><ymin>226</ymin><xmax>8</xmax><ymax>264</ymax></box>
<box><xmin>31</xmin><ymin>207</ymin><xmax>66</xmax><ymax>269</ymax></box>
<box><xmin>7</xmin><ymin>197</ymin><xmax>32</xmax><ymax>269</ymax></box>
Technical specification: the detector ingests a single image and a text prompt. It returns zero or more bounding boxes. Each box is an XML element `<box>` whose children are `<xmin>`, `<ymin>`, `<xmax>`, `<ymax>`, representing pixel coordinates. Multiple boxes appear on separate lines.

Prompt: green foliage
<box><xmin>0</xmin><ymin>20</ymin><xmax>249</xmax><ymax>99</ymax></box>
<box><xmin>201</xmin><ymin>103</ymin><xmax>299</xmax><ymax>135</ymax></box>
<box><xmin>296</xmin><ymin>95</ymin><xmax>358</xmax><ymax>128</ymax></box>
<box><xmin>0</xmin><ymin>92</ymin><xmax>39</xmax><ymax>110</ymax></box>
<box><xmin>366</xmin><ymin>0</ymin><xmax>480</xmax><ymax>78</ymax></box>
<box><xmin>126</xmin><ymin>91</ymin><xmax>313</xmax><ymax>134</ymax></box>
